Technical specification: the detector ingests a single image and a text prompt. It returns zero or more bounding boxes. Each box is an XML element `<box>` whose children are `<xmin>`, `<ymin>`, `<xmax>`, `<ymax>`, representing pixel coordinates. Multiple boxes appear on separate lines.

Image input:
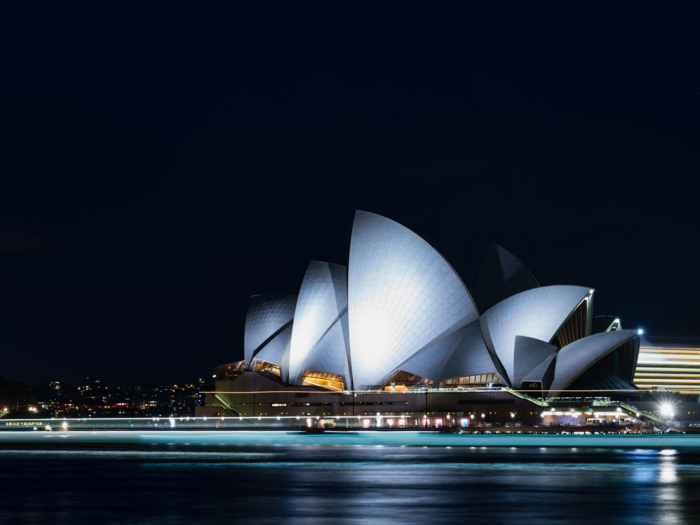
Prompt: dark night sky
<box><xmin>1</xmin><ymin>3</ymin><xmax>698</xmax><ymax>386</ymax></box>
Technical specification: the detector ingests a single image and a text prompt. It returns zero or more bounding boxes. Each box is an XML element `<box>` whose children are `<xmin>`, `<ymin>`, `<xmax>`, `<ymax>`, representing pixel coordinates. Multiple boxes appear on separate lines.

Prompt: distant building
<box><xmin>31</xmin><ymin>378</ymin><xmax>205</xmax><ymax>418</ymax></box>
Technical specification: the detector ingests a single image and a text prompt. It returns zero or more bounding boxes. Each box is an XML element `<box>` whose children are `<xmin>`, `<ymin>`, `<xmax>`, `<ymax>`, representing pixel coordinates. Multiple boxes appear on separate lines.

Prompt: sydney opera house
<box><xmin>200</xmin><ymin>211</ymin><xmax>654</xmax><ymax>427</ymax></box>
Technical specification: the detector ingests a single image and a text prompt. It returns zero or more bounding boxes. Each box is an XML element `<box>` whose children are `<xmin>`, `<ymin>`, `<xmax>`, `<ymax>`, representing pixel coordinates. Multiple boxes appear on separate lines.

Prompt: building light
<box><xmin>660</xmin><ymin>404</ymin><xmax>674</xmax><ymax>418</ymax></box>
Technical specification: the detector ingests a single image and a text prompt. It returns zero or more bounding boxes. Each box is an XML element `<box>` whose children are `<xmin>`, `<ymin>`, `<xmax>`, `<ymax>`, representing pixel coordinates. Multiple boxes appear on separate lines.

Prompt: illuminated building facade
<box><xmin>201</xmin><ymin>211</ymin><xmax>650</xmax><ymax>426</ymax></box>
<box><xmin>634</xmin><ymin>334</ymin><xmax>700</xmax><ymax>393</ymax></box>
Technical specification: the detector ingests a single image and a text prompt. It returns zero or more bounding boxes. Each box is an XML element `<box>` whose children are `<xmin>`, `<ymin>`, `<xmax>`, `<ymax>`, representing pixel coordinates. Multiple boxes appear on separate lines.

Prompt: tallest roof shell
<box><xmin>348</xmin><ymin>210</ymin><xmax>478</xmax><ymax>388</ymax></box>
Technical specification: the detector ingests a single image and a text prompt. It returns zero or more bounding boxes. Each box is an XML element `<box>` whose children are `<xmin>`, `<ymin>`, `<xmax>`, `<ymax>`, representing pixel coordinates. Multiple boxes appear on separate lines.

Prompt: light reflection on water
<box><xmin>1</xmin><ymin>445</ymin><xmax>699</xmax><ymax>525</ymax></box>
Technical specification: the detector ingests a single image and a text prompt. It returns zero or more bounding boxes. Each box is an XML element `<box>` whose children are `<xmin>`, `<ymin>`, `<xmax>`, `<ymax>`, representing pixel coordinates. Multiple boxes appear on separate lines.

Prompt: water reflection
<box><xmin>659</xmin><ymin>464</ymin><xmax>678</xmax><ymax>483</ymax></box>
<box><xmin>1</xmin><ymin>446</ymin><xmax>700</xmax><ymax>524</ymax></box>
<box><xmin>656</xmin><ymin>455</ymin><xmax>681</xmax><ymax>525</ymax></box>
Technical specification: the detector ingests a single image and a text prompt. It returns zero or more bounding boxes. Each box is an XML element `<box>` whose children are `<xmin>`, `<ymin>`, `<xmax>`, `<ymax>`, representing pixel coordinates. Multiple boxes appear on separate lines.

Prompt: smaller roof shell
<box><xmin>288</xmin><ymin>261</ymin><xmax>348</xmax><ymax>384</ymax></box>
<box><xmin>293</xmin><ymin>311</ymin><xmax>352</xmax><ymax>388</ymax></box>
<box><xmin>253</xmin><ymin>324</ymin><xmax>293</xmax><ymax>368</ymax></box>
<box><xmin>474</xmin><ymin>243</ymin><xmax>539</xmax><ymax>313</ymax></box>
<box><xmin>512</xmin><ymin>336</ymin><xmax>557</xmax><ymax>387</ymax></box>
<box><xmin>438</xmin><ymin>321</ymin><xmax>500</xmax><ymax>382</ymax></box>
<box><xmin>522</xmin><ymin>351</ymin><xmax>558</xmax><ymax>389</ymax></box>
<box><xmin>548</xmin><ymin>330</ymin><xmax>639</xmax><ymax>397</ymax></box>
<box><xmin>480</xmin><ymin>285</ymin><xmax>593</xmax><ymax>385</ymax></box>
<box><xmin>244</xmin><ymin>294</ymin><xmax>297</xmax><ymax>366</ymax></box>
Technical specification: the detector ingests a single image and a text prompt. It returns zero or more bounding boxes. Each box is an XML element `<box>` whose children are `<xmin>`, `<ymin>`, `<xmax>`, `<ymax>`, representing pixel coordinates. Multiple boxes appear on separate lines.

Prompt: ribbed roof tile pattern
<box><xmin>253</xmin><ymin>324</ymin><xmax>293</xmax><ymax>367</ymax></box>
<box><xmin>244</xmin><ymin>294</ymin><xmax>298</xmax><ymax>366</ymax></box>
<box><xmin>289</xmin><ymin>262</ymin><xmax>348</xmax><ymax>384</ymax></box>
<box><xmin>480</xmin><ymin>285</ymin><xmax>591</xmax><ymax>385</ymax></box>
<box><xmin>512</xmin><ymin>336</ymin><xmax>558</xmax><ymax>387</ymax></box>
<box><xmin>294</xmin><ymin>312</ymin><xmax>350</xmax><ymax>383</ymax></box>
<box><xmin>348</xmin><ymin>211</ymin><xmax>478</xmax><ymax>388</ymax></box>
<box><xmin>398</xmin><ymin>325</ymin><xmax>470</xmax><ymax>381</ymax></box>
<box><xmin>522</xmin><ymin>351</ymin><xmax>558</xmax><ymax>385</ymax></box>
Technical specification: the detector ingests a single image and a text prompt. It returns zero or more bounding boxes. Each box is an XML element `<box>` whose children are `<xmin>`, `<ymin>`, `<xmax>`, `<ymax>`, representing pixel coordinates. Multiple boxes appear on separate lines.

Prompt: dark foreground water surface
<box><xmin>2</xmin><ymin>436</ymin><xmax>700</xmax><ymax>524</ymax></box>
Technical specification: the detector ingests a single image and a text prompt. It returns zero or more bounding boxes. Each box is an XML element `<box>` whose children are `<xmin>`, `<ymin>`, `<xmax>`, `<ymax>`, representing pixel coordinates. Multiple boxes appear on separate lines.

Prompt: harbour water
<box><xmin>2</xmin><ymin>432</ymin><xmax>700</xmax><ymax>524</ymax></box>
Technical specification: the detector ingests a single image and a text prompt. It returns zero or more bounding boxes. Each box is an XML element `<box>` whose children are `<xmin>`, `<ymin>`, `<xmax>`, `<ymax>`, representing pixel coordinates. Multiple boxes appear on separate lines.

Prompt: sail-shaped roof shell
<box><xmin>480</xmin><ymin>285</ymin><xmax>592</xmax><ymax>385</ymax></box>
<box><xmin>244</xmin><ymin>294</ymin><xmax>297</xmax><ymax>366</ymax></box>
<box><xmin>288</xmin><ymin>261</ymin><xmax>348</xmax><ymax>384</ymax></box>
<box><xmin>348</xmin><ymin>211</ymin><xmax>478</xmax><ymax>388</ymax></box>
<box><xmin>548</xmin><ymin>330</ymin><xmax>639</xmax><ymax>396</ymax></box>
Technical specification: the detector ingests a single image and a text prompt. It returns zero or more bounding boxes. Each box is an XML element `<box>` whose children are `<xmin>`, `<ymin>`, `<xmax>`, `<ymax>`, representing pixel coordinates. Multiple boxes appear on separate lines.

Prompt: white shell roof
<box><xmin>439</xmin><ymin>321</ymin><xmax>498</xmax><ymax>381</ymax></box>
<box><xmin>522</xmin><ymin>351</ymin><xmax>558</xmax><ymax>384</ymax></box>
<box><xmin>348</xmin><ymin>211</ymin><xmax>478</xmax><ymax>388</ymax></box>
<box><xmin>289</xmin><ymin>261</ymin><xmax>348</xmax><ymax>384</ymax></box>
<box><xmin>474</xmin><ymin>243</ymin><xmax>539</xmax><ymax>313</ymax></box>
<box><xmin>253</xmin><ymin>324</ymin><xmax>293</xmax><ymax>367</ymax></box>
<box><xmin>512</xmin><ymin>336</ymin><xmax>558</xmax><ymax>387</ymax></box>
<box><xmin>480</xmin><ymin>285</ymin><xmax>592</xmax><ymax>385</ymax></box>
<box><xmin>398</xmin><ymin>324</ymin><xmax>471</xmax><ymax>382</ymax></box>
<box><xmin>294</xmin><ymin>311</ymin><xmax>351</xmax><ymax>386</ymax></box>
<box><xmin>244</xmin><ymin>294</ymin><xmax>297</xmax><ymax>366</ymax></box>
<box><xmin>548</xmin><ymin>329</ymin><xmax>639</xmax><ymax>396</ymax></box>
